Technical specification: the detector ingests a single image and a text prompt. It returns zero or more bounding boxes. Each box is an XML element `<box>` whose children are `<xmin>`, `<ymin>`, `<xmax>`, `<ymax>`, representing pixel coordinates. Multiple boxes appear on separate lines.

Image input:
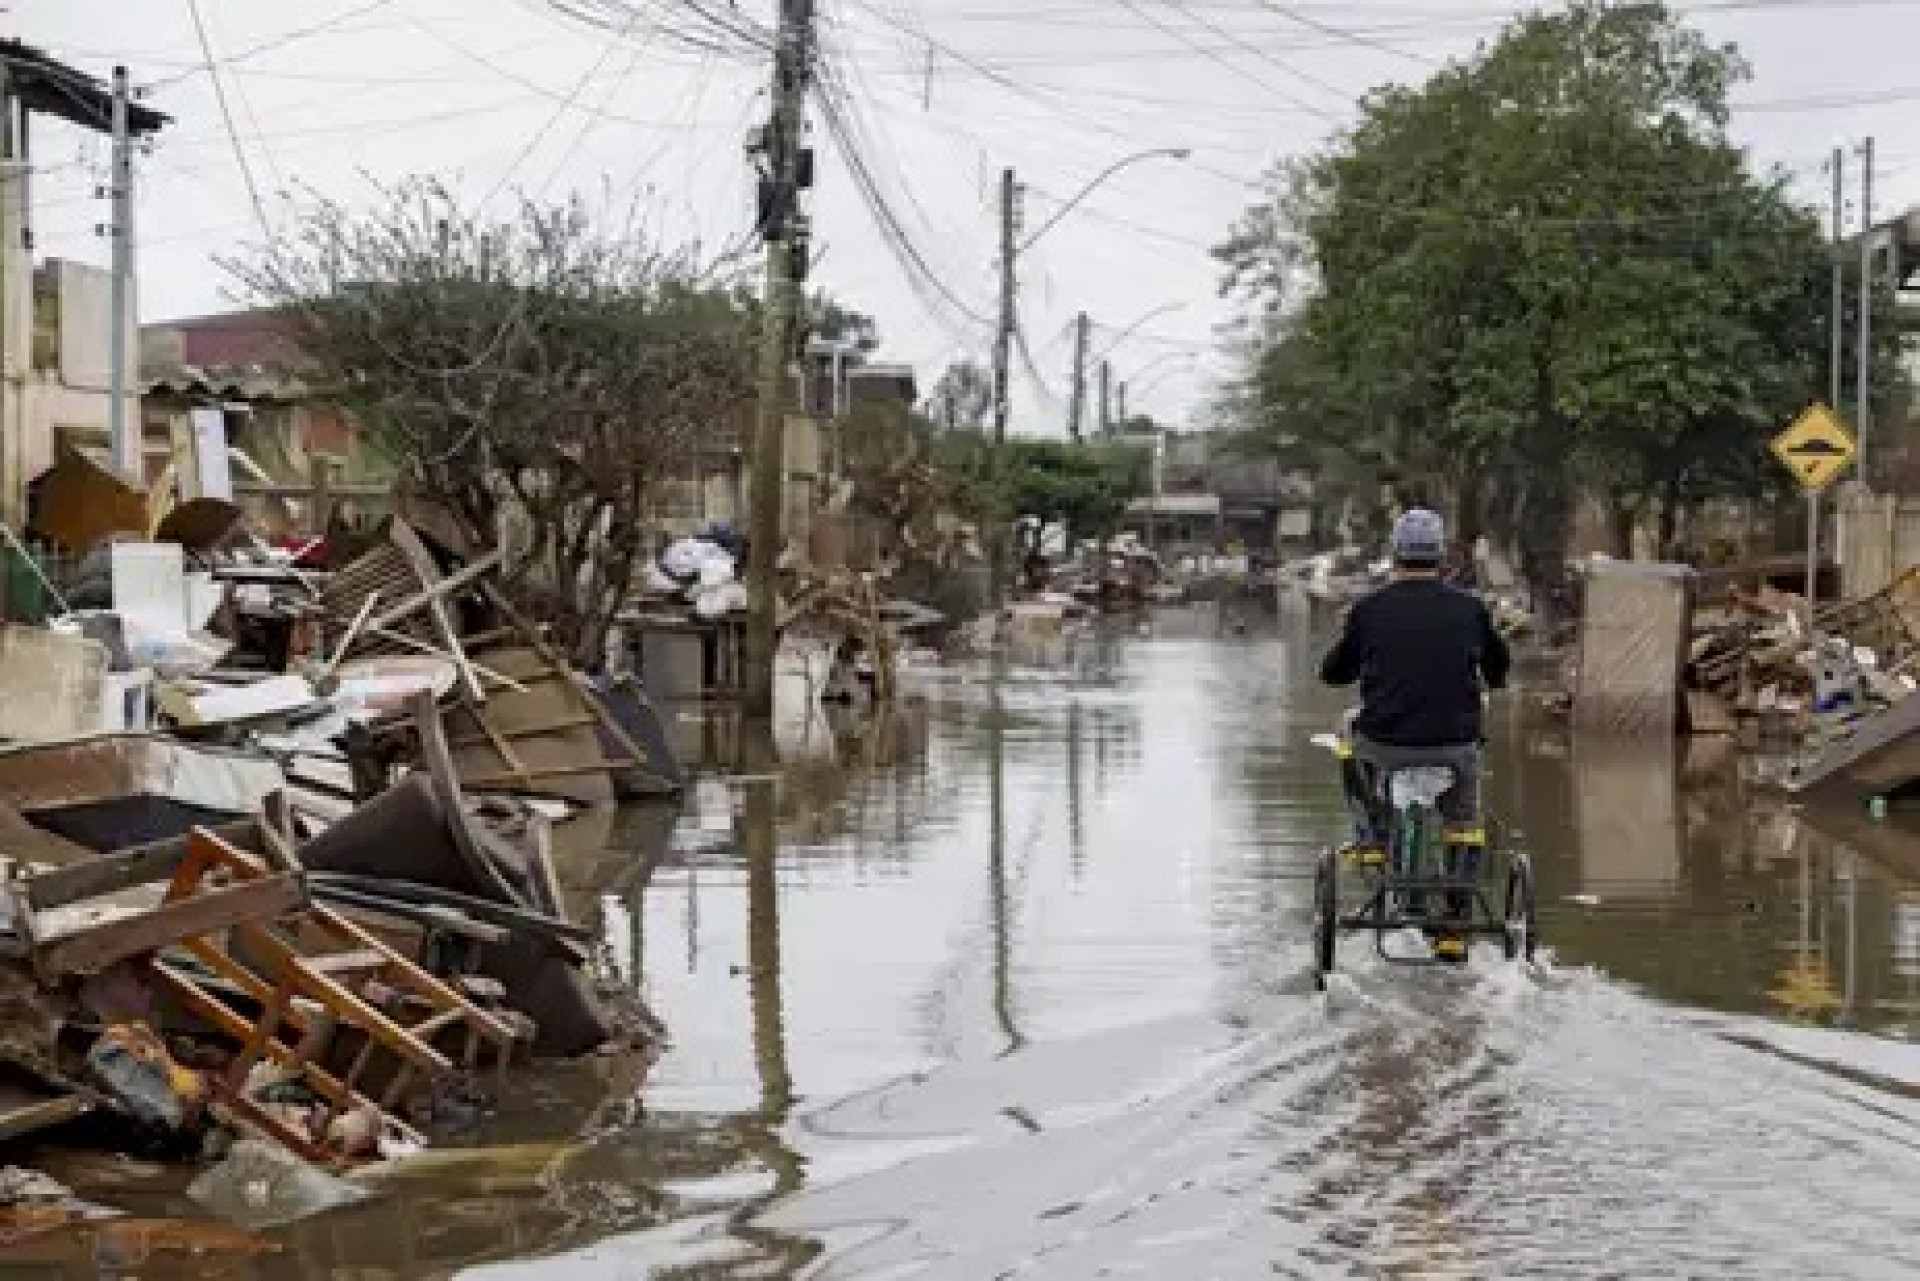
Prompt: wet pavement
<box><xmin>31</xmin><ymin>600</ymin><xmax>1920</xmax><ymax>1278</ymax></box>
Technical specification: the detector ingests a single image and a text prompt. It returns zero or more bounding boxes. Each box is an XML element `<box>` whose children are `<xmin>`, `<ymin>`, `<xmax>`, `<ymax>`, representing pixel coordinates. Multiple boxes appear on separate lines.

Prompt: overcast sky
<box><xmin>14</xmin><ymin>0</ymin><xmax>1920</xmax><ymax>433</ymax></box>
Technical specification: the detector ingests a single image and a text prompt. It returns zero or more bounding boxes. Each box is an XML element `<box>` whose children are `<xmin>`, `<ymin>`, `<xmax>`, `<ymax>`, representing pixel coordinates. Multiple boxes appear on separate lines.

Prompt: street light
<box><xmin>1018</xmin><ymin>146</ymin><xmax>1192</xmax><ymax>254</ymax></box>
<box><xmin>1125</xmin><ymin>351</ymin><xmax>1203</xmax><ymax>401</ymax></box>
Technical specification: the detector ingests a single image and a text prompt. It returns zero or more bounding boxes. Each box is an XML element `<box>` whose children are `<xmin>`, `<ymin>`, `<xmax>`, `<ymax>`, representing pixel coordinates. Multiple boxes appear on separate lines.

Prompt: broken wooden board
<box><xmin>0</xmin><ymin>1078</ymin><xmax>90</xmax><ymax>1143</ymax></box>
<box><xmin>440</xmin><ymin>647</ymin><xmax>630</xmax><ymax>807</ymax></box>
<box><xmin>8</xmin><ymin>822</ymin><xmax>309</xmax><ymax>980</ymax></box>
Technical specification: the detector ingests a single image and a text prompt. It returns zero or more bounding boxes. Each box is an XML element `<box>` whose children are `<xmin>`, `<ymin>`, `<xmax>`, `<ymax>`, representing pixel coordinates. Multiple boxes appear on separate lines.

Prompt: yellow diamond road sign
<box><xmin>1770</xmin><ymin>403</ymin><xmax>1857</xmax><ymax>494</ymax></box>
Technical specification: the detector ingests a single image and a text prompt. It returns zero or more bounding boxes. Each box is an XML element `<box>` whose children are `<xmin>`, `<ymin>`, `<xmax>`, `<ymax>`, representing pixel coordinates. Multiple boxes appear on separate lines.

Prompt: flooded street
<box><xmin>56</xmin><ymin>603</ymin><xmax>1920</xmax><ymax>1278</ymax></box>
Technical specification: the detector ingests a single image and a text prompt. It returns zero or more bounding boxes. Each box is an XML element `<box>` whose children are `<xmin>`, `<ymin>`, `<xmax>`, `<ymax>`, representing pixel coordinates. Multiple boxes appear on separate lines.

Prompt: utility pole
<box><xmin>1829</xmin><ymin>147</ymin><xmax>1845</xmax><ymax>415</ymax></box>
<box><xmin>987</xmin><ymin>167</ymin><xmax>1019</xmax><ymax>601</ymax></box>
<box><xmin>1066</xmin><ymin>312</ymin><xmax>1089</xmax><ymax>442</ymax></box>
<box><xmin>991</xmin><ymin>167</ymin><xmax>1016</xmax><ymax>445</ymax></box>
<box><xmin>1098</xmin><ymin>360</ymin><xmax>1111</xmax><ymax>435</ymax></box>
<box><xmin>107</xmin><ymin>65</ymin><xmax>133</xmax><ymax>476</ymax></box>
<box><xmin>743</xmin><ymin>0</ymin><xmax>816</xmax><ymax>720</ymax></box>
<box><xmin>1116</xmin><ymin>381</ymin><xmax>1127</xmax><ymax>432</ymax></box>
<box><xmin>1816</xmin><ymin>145</ymin><xmax>1844</xmax><ymax>615</ymax></box>
<box><xmin>1856</xmin><ymin>135</ymin><xmax>1875</xmax><ymax>489</ymax></box>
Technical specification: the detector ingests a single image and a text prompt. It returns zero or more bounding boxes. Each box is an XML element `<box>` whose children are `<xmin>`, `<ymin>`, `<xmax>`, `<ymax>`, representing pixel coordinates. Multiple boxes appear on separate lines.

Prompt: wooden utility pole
<box><xmin>987</xmin><ymin>167</ymin><xmax>1018</xmax><ymax>601</ymax></box>
<box><xmin>743</xmin><ymin>0</ymin><xmax>816</xmax><ymax>719</ymax></box>
<box><xmin>1098</xmin><ymin>360</ymin><xmax>1111</xmax><ymax>436</ymax></box>
<box><xmin>1116</xmin><ymin>380</ymin><xmax>1128</xmax><ymax>432</ymax></box>
<box><xmin>1067</xmin><ymin>311</ymin><xmax>1088</xmax><ymax>442</ymax></box>
<box><xmin>991</xmin><ymin>167</ymin><xmax>1016</xmax><ymax>446</ymax></box>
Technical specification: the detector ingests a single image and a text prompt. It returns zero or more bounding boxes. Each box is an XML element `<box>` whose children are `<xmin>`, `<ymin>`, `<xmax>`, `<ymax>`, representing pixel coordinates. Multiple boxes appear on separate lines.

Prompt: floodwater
<box><xmin>28</xmin><ymin>600</ymin><xmax>1920</xmax><ymax>1278</ymax></box>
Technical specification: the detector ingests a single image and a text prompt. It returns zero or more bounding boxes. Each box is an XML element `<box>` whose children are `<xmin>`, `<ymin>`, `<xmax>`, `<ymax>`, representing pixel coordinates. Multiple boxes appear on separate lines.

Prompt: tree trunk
<box><xmin>1604</xmin><ymin>489</ymin><xmax>1639</xmax><ymax>559</ymax></box>
<box><xmin>1519</xmin><ymin>407</ymin><xmax>1574</xmax><ymax>629</ymax></box>
<box><xmin>1655</xmin><ymin>472</ymin><xmax>1682</xmax><ymax>560</ymax></box>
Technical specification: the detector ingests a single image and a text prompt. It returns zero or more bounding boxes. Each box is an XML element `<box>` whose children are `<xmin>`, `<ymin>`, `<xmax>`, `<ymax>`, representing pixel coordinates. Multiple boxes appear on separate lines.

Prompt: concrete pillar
<box><xmin>0</xmin><ymin>84</ymin><xmax>27</xmax><ymax>534</ymax></box>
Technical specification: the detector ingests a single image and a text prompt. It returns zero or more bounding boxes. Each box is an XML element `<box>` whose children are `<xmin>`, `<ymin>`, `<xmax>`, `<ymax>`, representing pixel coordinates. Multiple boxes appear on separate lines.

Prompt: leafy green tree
<box><xmin>1218</xmin><ymin>1</ymin><xmax>1904</xmax><ymax>598</ymax></box>
<box><xmin>1002</xmin><ymin>440</ymin><xmax>1152</xmax><ymax>540</ymax></box>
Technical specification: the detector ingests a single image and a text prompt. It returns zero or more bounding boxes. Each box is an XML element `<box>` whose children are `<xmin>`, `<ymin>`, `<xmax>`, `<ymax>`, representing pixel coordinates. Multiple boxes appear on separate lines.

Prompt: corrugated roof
<box><xmin>0</xmin><ymin>40</ymin><xmax>169</xmax><ymax>136</ymax></box>
<box><xmin>142</xmin><ymin>363</ymin><xmax>312</xmax><ymax>401</ymax></box>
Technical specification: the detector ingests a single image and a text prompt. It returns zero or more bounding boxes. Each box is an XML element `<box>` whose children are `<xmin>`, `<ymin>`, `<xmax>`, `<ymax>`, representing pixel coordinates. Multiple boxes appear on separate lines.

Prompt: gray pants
<box><xmin>1352</xmin><ymin>736</ymin><xmax>1482</xmax><ymax>834</ymax></box>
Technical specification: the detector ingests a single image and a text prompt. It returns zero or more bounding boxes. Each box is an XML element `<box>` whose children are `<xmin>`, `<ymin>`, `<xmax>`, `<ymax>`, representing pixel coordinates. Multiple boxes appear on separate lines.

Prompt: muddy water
<box><xmin>36</xmin><ymin>604</ymin><xmax>1920</xmax><ymax>1278</ymax></box>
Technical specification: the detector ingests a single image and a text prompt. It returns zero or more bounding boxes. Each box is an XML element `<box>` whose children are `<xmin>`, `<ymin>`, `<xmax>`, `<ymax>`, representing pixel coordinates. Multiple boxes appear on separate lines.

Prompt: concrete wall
<box><xmin>1838</xmin><ymin>489</ymin><xmax>1920</xmax><ymax>600</ymax></box>
<box><xmin>18</xmin><ymin>260</ymin><xmax>136</xmax><ymax>488</ymax></box>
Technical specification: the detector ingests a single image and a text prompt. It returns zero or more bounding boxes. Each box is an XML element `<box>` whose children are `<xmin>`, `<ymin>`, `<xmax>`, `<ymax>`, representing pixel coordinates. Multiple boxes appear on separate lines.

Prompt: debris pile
<box><xmin>1679</xmin><ymin>574</ymin><xmax>1920</xmax><ymax>742</ymax></box>
<box><xmin>0</xmin><ymin>506</ymin><xmax>685</xmax><ymax>1219</ymax></box>
<box><xmin>621</xmin><ymin>524</ymin><xmax>942</xmax><ymax>702</ymax></box>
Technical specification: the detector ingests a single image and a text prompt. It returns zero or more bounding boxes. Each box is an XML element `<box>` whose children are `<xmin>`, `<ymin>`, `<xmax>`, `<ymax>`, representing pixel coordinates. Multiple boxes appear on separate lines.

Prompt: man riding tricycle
<box><xmin>1311</xmin><ymin>509</ymin><xmax>1538</xmax><ymax>983</ymax></box>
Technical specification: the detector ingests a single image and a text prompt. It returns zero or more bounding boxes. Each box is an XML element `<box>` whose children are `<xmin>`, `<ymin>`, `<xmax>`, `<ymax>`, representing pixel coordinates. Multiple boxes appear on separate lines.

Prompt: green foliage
<box><xmin>807</xmin><ymin>294</ymin><xmax>880</xmax><ymax>353</ymax></box>
<box><xmin>1218</xmin><ymin>1</ymin><xmax>1905</xmax><ymax>574</ymax></box>
<box><xmin>1003</xmin><ymin>440</ymin><xmax>1152</xmax><ymax>536</ymax></box>
<box><xmin>919</xmin><ymin>435</ymin><xmax>1149</xmax><ymax>541</ymax></box>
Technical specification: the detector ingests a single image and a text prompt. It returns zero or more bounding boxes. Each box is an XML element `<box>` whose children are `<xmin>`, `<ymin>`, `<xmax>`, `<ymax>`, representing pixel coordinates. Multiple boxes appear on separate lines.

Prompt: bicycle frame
<box><xmin>1312</xmin><ymin>717</ymin><xmax>1541</xmax><ymax>983</ymax></box>
<box><xmin>1381</xmin><ymin>766</ymin><xmax>1450</xmax><ymax>922</ymax></box>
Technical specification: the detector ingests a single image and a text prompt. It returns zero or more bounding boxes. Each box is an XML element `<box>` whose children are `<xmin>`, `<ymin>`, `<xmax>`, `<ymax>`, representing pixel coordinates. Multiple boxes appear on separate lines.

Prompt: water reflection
<box><xmin>43</xmin><ymin>619</ymin><xmax>1920</xmax><ymax>1277</ymax></box>
<box><xmin>987</xmin><ymin>671</ymin><xmax>1025</xmax><ymax>1057</ymax></box>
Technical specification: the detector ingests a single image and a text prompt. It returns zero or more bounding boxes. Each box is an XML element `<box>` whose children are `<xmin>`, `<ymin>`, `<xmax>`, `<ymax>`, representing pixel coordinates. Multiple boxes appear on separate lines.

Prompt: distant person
<box><xmin>1318</xmin><ymin>508</ymin><xmax>1511</xmax><ymax>960</ymax></box>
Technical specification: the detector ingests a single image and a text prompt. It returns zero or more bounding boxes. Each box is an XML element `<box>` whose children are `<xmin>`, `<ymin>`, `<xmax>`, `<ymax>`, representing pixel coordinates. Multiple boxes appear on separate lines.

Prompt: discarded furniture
<box><xmin>1573</xmin><ymin>561</ymin><xmax>1694</xmax><ymax>736</ymax></box>
<box><xmin>138</xmin><ymin>826</ymin><xmax>522</xmax><ymax>1166</ymax></box>
<box><xmin>298</xmin><ymin>730</ymin><xmax>612</xmax><ymax>1057</ymax></box>
<box><xmin>4</xmin><ymin>823</ymin><xmax>307</xmax><ymax>981</ymax></box>
<box><xmin>0</xmin><ymin>735</ymin><xmax>284</xmax><ymax>853</ymax></box>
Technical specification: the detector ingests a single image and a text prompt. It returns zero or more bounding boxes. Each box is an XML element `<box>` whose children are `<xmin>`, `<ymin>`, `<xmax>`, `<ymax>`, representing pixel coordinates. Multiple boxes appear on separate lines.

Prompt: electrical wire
<box><xmin>183</xmin><ymin>0</ymin><xmax>272</xmax><ymax>235</ymax></box>
<box><xmin>811</xmin><ymin>53</ymin><xmax>996</xmax><ymax>340</ymax></box>
<box><xmin>151</xmin><ymin>0</ymin><xmax>402</xmax><ymax>89</ymax></box>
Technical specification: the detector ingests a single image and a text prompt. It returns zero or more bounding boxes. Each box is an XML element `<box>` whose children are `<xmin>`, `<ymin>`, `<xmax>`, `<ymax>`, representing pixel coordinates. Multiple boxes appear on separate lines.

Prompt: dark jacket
<box><xmin>1319</xmin><ymin>578</ymin><xmax>1511</xmax><ymax>747</ymax></box>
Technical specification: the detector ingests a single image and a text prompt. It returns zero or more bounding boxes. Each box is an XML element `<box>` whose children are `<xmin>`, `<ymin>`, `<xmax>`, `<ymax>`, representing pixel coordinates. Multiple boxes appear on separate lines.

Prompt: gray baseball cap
<box><xmin>1389</xmin><ymin>508</ymin><xmax>1446</xmax><ymax>566</ymax></box>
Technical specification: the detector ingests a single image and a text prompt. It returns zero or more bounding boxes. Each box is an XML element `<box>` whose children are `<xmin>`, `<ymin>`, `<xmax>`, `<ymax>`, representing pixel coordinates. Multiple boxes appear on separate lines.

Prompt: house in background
<box><xmin>140</xmin><ymin>309</ymin><xmax>369</xmax><ymax>482</ymax></box>
<box><xmin>138</xmin><ymin>309</ymin><xmax>389</xmax><ymax>535</ymax></box>
<box><xmin>0</xmin><ymin>41</ymin><xmax>170</xmax><ymax>527</ymax></box>
<box><xmin>1123</xmin><ymin>427</ymin><xmax>1316</xmax><ymax>558</ymax></box>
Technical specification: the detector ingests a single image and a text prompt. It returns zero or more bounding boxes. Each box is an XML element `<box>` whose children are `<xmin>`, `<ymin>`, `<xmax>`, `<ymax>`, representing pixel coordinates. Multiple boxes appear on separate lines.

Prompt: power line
<box><xmin>476</xmin><ymin>8</ymin><xmax>646</xmax><ymax>209</ymax></box>
<box><xmin>153</xmin><ymin>0</ymin><xmax>401</xmax><ymax>89</ymax></box>
<box><xmin>183</xmin><ymin>0</ymin><xmax>271</xmax><ymax>234</ymax></box>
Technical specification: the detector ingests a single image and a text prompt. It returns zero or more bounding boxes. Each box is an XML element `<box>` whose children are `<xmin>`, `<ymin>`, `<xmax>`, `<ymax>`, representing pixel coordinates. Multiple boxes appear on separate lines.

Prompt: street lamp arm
<box><xmin>1017</xmin><ymin>146</ymin><xmax>1190</xmax><ymax>254</ymax></box>
<box><xmin>1093</xmin><ymin>301</ymin><xmax>1187</xmax><ymax>364</ymax></box>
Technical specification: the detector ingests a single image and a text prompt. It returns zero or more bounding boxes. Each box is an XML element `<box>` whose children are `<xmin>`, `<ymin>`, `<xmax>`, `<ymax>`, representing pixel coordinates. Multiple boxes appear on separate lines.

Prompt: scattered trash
<box><xmin>186</xmin><ymin>1137</ymin><xmax>374</xmax><ymax>1232</ymax></box>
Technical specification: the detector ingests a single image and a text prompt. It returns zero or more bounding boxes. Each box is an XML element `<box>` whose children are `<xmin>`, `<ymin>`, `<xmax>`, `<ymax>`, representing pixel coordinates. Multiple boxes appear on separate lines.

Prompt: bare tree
<box><xmin>227</xmin><ymin>177</ymin><xmax>757</xmax><ymax>668</ymax></box>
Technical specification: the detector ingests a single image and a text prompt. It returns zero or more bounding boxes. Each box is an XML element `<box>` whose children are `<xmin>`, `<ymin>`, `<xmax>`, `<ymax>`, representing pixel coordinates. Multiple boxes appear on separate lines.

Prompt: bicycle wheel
<box><xmin>1502</xmin><ymin>852</ymin><xmax>1539</xmax><ymax>962</ymax></box>
<box><xmin>1313</xmin><ymin>849</ymin><xmax>1339</xmax><ymax>990</ymax></box>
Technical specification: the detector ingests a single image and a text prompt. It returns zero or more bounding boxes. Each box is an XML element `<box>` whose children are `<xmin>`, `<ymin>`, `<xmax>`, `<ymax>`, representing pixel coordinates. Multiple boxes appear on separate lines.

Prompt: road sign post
<box><xmin>1769</xmin><ymin>403</ymin><xmax>1859</xmax><ymax>626</ymax></box>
